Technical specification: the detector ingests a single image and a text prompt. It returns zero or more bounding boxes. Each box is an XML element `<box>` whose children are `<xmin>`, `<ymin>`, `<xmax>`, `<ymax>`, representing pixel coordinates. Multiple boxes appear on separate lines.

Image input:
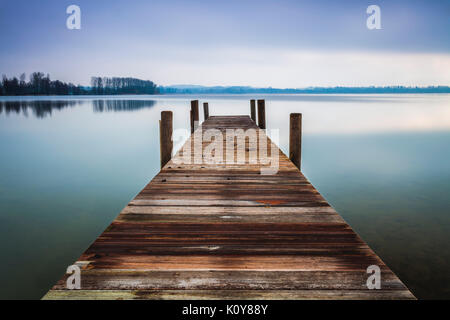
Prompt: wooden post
<box><xmin>257</xmin><ymin>99</ymin><xmax>266</xmax><ymax>129</ymax></box>
<box><xmin>289</xmin><ymin>113</ymin><xmax>302</xmax><ymax>170</ymax></box>
<box><xmin>250</xmin><ymin>99</ymin><xmax>256</xmax><ymax>122</ymax></box>
<box><xmin>190</xmin><ymin>100</ymin><xmax>199</xmax><ymax>133</ymax></box>
<box><xmin>203</xmin><ymin>102</ymin><xmax>209</xmax><ymax>120</ymax></box>
<box><xmin>160</xmin><ymin>111</ymin><xmax>173</xmax><ymax>169</ymax></box>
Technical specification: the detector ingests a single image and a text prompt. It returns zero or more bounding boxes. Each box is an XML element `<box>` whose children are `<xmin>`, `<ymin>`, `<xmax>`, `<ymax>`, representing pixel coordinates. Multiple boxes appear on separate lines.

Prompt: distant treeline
<box><xmin>0</xmin><ymin>73</ymin><xmax>159</xmax><ymax>96</ymax></box>
<box><xmin>160</xmin><ymin>85</ymin><xmax>450</xmax><ymax>94</ymax></box>
<box><xmin>90</xmin><ymin>77</ymin><xmax>159</xmax><ymax>95</ymax></box>
<box><xmin>2</xmin><ymin>73</ymin><xmax>449</xmax><ymax>95</ymax></box>
<box><xmin>1</xmin><ymin>72</ymin><xmax>87</xmax><ymax>95</ymax></box>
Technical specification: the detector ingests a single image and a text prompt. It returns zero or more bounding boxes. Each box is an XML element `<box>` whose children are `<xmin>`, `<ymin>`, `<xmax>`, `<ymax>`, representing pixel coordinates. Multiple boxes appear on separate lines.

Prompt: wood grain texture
<box><xmin>44</xmin><ymin>115</ymin><xmax>414</xmax><ymax>300</ymax></box>
<box><xmin>43</xmin><ymin>289</ymin><xmax>415</xmax><ymax>300</ymax></box>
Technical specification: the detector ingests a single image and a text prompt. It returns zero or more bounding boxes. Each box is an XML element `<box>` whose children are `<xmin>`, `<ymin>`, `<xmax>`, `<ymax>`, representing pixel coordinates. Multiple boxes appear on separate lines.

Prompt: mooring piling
<box><xmin>257</xmin><ymin>99</ymin><xmax>266</xmax><ymax>129</ymax></box>
<box><xmin>159</xmin><ymin>111</ymin><xmax>173</xmax><ymax>168</ymax></box>
<box><xmin>203</xmin><ymin>102</ymin><xmax>209</xmax><ymax>120</ymax></box>
<box><xmin>289</xmin><ymin>113</ymin><xmax>302</xmax><ymax>170</ymax></box>
<box><xmin>250</xmin><ymin>99</ymin><xmax>256</xmax><ymax>122</ymax></box>
<box><xmin>190</xmin><ymin>100</ymin><xmax>199</xmax><ymax>133</ymax></box>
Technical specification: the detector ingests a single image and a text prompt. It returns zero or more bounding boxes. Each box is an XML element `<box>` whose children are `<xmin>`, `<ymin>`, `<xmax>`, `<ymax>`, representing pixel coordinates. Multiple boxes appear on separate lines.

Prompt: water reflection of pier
<box><xmin>92</xmin><ymin>100</ymin><xmax>156</xmax><ymax>112</ymax></box>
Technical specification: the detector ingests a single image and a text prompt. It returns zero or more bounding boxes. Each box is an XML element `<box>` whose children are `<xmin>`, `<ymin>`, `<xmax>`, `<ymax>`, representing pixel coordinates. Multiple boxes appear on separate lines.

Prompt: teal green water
<box><xmin>0</xmin><ymin>94</ymin><xmax>449</xmax><ymax>299</ymax></box>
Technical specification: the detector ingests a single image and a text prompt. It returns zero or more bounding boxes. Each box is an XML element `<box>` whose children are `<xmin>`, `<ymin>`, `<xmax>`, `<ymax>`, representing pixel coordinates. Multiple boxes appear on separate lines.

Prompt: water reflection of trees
<box><xmin>92</xmin><ymin>100</ymin><xmax>156</xmax><ymax>112</ymax></box>
<box><xmin>0</xmin><ymin>99</ymin><xmax>157</xmax><ymax>118</ymax></box>
<box><xmin>0</xmin><ymin>100</ymin><xmax>79</xmax><ymax>118</ymax></box>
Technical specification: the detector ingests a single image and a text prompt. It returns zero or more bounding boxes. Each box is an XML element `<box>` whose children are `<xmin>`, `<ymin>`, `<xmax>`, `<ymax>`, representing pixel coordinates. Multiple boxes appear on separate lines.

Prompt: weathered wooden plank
<box><xmin>116</xmin><ymin>205</ymin><xmax>344</xmax><ymax>223</ymax></box>
<box><xmin>121</xmin><ymin>205</ymin><xmax>337</xmax><ymax>214</ymax></box>
<box><xmin>51</xmin><ymin>270</ymin><xmax>406</xmax><ymax>290</ymax></box>
<box><xmin>118</xmin><ymin>205</ymin><xmax>341</xmax><ymax>223</ymax></box>
<box><xmin>116</xmin><ymin>213</ymin><xmax>344</xmax><ymax>223</ymax></box>
<box><xmin>83</xmin><ymin>244</ymin><xmax>374</xmax><ymax>256</ymax></box>
<box><xmin>128</xmin><ymin>199</ymin><xmax>331</xmax><ymax>207</ymax></box>
<box><xmin>76</xmin><ymin>254</ymin><xmax>387</xmax><ymax>271</ymax></box>
<box><xmin>98</xmin><ymin>221</ymin><xmax>356</xmax><ymax>233</ymax></box>
<box><xmin>43</xmin><ymin>289</ymin><xmax>415</xmax><ymax>300</ymax></box>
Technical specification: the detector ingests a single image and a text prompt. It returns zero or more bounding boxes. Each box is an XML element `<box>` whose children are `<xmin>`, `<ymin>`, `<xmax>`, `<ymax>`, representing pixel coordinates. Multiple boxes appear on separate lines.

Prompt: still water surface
<box><xmin>0</xmin><ymin>94</ymin><xmax>449</xmax><ymax>299</ymax></box>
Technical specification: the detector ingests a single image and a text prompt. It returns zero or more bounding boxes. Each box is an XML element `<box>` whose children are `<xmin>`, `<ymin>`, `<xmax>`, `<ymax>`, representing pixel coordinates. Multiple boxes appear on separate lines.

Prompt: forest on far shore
<box><xmin>2</xmin><ymin>72</ymin><xmax>449</xmax><ymax>96</ymax></box>
<box><xmin>0</xmin><ymin>73</ymin><xmax>159</xmax><ymax>96</ymax></box>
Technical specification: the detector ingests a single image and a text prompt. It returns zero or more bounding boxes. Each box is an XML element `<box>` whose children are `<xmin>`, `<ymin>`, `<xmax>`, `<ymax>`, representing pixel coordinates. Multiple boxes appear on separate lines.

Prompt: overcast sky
<box><xmin>0</xmin><ymin>0</ymin><xmax>449</xmax><ymax>87</ymax></box>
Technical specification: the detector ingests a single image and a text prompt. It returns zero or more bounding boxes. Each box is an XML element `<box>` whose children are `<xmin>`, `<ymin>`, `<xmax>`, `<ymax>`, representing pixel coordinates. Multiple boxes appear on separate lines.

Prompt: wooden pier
<box><xmin>44</xmin><ymin>107</ymin><xmax>414</xmax><ymax>299</ymax></box>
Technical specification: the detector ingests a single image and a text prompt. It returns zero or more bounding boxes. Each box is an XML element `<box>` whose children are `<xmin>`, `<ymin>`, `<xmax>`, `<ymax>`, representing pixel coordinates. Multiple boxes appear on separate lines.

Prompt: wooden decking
<box><xmin>43</xmin><ymin>115</ymin><xmax>414</xmax><ymax>300</ymax></box>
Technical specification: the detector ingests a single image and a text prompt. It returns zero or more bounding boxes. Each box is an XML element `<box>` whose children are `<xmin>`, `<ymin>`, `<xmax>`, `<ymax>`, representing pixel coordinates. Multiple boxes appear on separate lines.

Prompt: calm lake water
<box><xmin>0</xmin><ymin>94</ymin><xmax>449</xmax><ymax>299</ymax></box>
